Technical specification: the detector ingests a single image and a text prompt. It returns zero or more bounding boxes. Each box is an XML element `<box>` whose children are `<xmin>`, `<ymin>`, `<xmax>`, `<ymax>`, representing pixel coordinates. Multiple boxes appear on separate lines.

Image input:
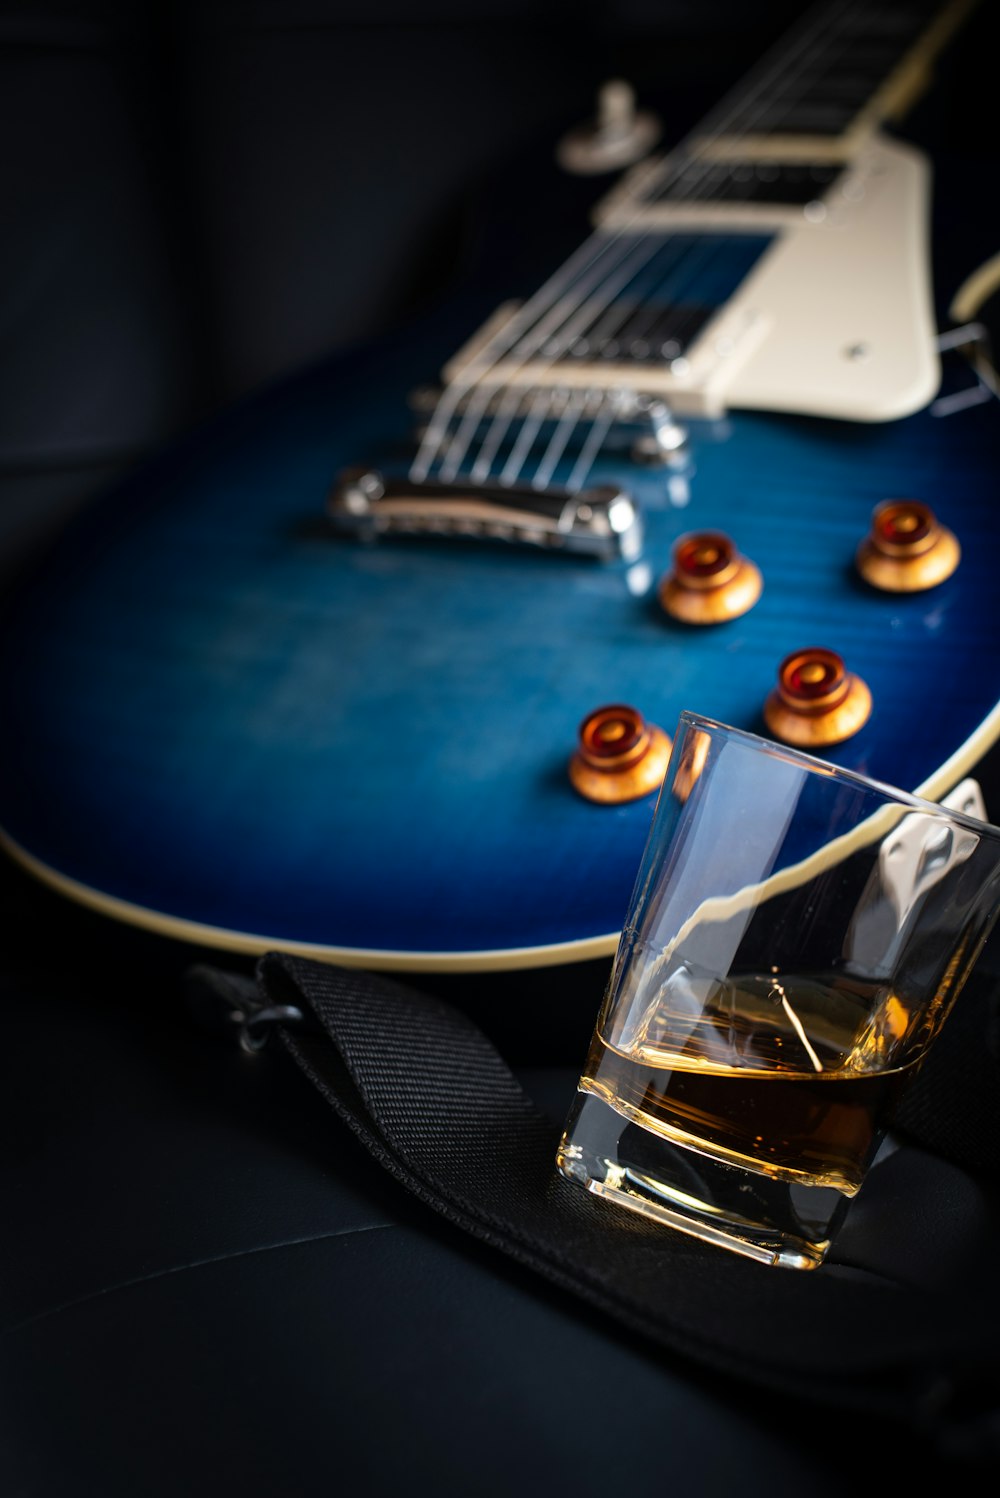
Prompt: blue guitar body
<box><xmin>2</xmin><ymin>8</ymin><xmax>999</xmax><ymax>971</ymax></box>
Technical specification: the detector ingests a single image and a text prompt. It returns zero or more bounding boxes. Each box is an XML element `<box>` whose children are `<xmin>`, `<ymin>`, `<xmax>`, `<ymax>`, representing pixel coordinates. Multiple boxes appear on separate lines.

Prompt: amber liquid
<box><xmin>586</xmin><ymin>972</ymin><xmax>922</xmax><ymax>1191</ymax></box>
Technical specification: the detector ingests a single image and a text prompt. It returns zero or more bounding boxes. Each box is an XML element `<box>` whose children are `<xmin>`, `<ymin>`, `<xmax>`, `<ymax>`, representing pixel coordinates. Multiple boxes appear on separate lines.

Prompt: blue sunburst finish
<box><xmin>1</xmin><ymin>144</ymin><xmax>999</xmax><ymax>968</ymax></box>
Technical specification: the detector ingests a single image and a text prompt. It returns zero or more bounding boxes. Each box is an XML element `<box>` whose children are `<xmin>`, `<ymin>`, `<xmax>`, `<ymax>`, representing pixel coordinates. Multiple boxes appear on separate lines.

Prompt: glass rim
<box><xmin>676</xmin><ymin>709</ymin><xmax>1000</xmax><ymax>842</ymax></box>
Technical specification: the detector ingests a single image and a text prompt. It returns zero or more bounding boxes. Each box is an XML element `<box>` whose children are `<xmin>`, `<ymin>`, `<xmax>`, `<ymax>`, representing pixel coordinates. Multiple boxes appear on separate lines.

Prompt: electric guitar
<box><xmin>1</xmin><ymin>0</ymin><xmax>997</xmax><ymax>974</ymax></box>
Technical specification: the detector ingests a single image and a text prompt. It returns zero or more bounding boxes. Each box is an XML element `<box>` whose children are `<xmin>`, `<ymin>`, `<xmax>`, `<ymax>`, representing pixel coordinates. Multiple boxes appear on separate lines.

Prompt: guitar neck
<box><xmin>422</xmin><ymin>0</ymin><xmax>980</xmax><ymax>488</ymax></box>
<box><xmin>709</xmin><ymin>0</ymin><xmax>976</xmax><ymax>155</ymax></box>
<box><xmin>596</xmin><ymin>0</ymin><xmax>979</xmax><ymax>233</ymax></box>
<box><xmin>693</xmin><ymin>0</ymin><xmax>979</xmax><ymax>162</ymax></box>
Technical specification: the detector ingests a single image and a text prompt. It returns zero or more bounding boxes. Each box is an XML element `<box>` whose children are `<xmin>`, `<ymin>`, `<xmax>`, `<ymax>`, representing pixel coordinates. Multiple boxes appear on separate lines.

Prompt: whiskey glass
<box><xmin>556</xmin><ymin>711</ymin><xmax>1000</xmax><ymax>1269</ymax></box>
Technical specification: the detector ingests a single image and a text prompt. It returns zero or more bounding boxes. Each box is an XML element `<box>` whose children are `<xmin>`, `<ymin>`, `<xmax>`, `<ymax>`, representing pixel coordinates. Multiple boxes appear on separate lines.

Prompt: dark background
<box><xmin>5</xmin><ymin>0</ymin><xmax>995</xmax><ymax>574</ymax></box>
<box><xmin>2</xmin><ymin>3</ymin><xmax>1000</xmax><ymax>1493</ymax></box>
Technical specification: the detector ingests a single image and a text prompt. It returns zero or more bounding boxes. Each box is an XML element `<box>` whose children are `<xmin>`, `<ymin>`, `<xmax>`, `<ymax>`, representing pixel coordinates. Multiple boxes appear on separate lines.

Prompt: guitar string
<box><xmin>471</xmin><ymin>229</ymin><xmax>748</xmax><ymax>488</ymax></box>
<box><xmin>566</xmin><ymin>231</ymin><xmax>715</xmax><ymax>357</ymax></box>
<box><xmin>425</xmin><ymin>0</ymin><xmax>904</xmax><ymax>485</ymax></box>
<box><xmin>471</xmin><ymin>0</ymin><xmax>929</xmax><ymax>491</ymax></box>
<box><xmin>460</xmin><ymin>0</ymin><xmax>873</xmax><ymax>491</ymax></box>
<box><xmin>434</xmin><ymin>230</ymin><xmax>701</xmax><ymax>482</ymax></box>
<box><xmin>513</xmin><ymin>0</ymin><xmax>894</xmax><ymax>489</ymax></box>
<box><xmin>423</xmin><ymin>0</ymin><xmax>866</xmax><ymax>488</ymax></box>
<box><xmin>622</xmin><ymin>0</ymin><xmax>896</xmax><ymax>353</ymax></box>
<box><xmin>455</xmin><ymin>1</ymin><xmax>855</xmax><ymax>393</ymax></box>
<box><xmin>516</xmin><ymin>238</ymin><xmax>740</xmax><ymax>491</ymax></box>
<box><xmin>419</xmin><ymin>0</ymin><xmax>850</xmax><ymax>479</ymax></box>
<box><xmin>433</xmin><ymin>0</ymin><xmax>879</xmax><ymax>490</ymax></box>
<box><xmin>495</xmin><ymin>234</ymin><xmax>717</xmax><ymax>488</ymax></box>
<box><xmin>408</xmin><ymin>0</ymin><xmax>851</xmax><ymax>484</ymax></box>
<box><xmin>506</xmin><ymin>0</ymin><xmax>886</xmax><ymax>492</ymax></box>
<box><xmin>443</xmin><ymin>231</ymin><xmax>731</xmax><ymax>483</ymax></box>
<box><xmin>516</xmin><ymin>233</ymin><xmax>751</xmax><ymax>490</ymax></box>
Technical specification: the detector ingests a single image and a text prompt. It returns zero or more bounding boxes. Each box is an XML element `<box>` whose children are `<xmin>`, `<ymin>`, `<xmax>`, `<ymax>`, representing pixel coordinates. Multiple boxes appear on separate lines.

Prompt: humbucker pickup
<box><xmin>327</xmin><ymin>468</ymin><xmax>643</xmax><ymax>562</ymax></box>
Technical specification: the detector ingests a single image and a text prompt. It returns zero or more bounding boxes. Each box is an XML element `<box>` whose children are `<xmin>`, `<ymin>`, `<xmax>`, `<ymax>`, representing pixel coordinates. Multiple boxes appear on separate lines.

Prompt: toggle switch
<box><xmin>556</xmin><ymin>79</ymin><xmax>662</xmax><ymax>175</ymax></box>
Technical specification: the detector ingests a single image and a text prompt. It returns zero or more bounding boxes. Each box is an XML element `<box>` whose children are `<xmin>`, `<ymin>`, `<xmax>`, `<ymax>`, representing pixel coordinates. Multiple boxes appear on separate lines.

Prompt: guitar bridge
<box><xmin>328</xmin><ymin>469</ymin><xmax>643</xmax><ymax>562</ymax></box>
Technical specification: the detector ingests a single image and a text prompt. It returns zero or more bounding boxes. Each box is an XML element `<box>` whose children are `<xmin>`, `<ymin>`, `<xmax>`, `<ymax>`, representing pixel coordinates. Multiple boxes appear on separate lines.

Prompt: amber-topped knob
<box><xmin>658</xmin><ymin>531</ymin><xmax>762</xmax><ymax>624</ymax></box>
<box><xmin>763</xmin><ymin>647</ymin><xmax>872</xmax><ymax>748</ymax></box>
<box><xmin>856</xmin><ymin>499</ymin><xmax>960</xmax><ymax>592</ymax></box>
<box><xmin>569</xmin><ymin>703</ymin><xmax>672</xmax><ymax>803</ymax></box>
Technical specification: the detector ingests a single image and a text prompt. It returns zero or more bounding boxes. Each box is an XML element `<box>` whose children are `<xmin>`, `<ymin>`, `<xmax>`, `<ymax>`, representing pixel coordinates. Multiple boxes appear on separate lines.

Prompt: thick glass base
<box><xmin>556</xmin><ymin>1087</ymin><xmax>853</xmax><ymax>1271</ymax></box>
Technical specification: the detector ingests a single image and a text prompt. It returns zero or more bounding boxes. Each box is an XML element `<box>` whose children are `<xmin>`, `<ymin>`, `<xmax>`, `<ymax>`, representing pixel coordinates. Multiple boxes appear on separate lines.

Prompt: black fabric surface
<box><xmin>0</xmin><ymin>932</ymin><xmax>924</xmax><ymax>1498</ymax></box>
<box><xmin>182</xmin><ymin>950</ymin><xmax>1000</xmax><ymax>1470</ymax></box>
<box><xmin>892</xmin><ymin>966</ymin><xmax>1000</xmax><ymax>1182</ymax></box>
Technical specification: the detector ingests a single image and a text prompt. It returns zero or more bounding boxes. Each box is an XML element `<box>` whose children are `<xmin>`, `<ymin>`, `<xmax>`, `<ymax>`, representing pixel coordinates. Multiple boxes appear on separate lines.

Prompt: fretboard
<box><xmin>693</xmin><ymin>0</ymin><xmax>976</xmax><ymax>158</ymax></box>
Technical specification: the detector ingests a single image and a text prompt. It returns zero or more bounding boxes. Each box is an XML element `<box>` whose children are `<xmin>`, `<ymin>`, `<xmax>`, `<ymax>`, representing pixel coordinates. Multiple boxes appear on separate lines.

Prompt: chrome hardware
<box><xmin>931</xmin><ymin>320</ymin><xmax>999</xmax><ymax>417</ymax></box>
<box><xmin>183</xmin><ymin>966</ymin><xmax>304</xmax><ymax>1055</ymax></box>
<box><xmin>556</xmin><ymin>79</ymin><xmax>661</xmax><ymax>176</ymax></box>
<box><xmin>409</xmin><ymin>384</ymin><xmax>666</xmax><ymax>422</ymax></box>
<box><xmin>328</xmin><ymin>468</ymin><xmax>643</xmax><ymax>562</ymax></box>
<box><xmin>631</xmin><ymin>400</ymin><xmax>687</xmax><ymax>464</ymax></box>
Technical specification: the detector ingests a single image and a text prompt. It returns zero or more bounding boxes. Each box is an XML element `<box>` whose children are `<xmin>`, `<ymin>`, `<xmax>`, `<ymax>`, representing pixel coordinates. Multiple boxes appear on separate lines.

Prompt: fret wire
<box><xmin>707</xmin><ymin>0</ymin><xmax>933</xmax><ymax>136</ymax></box>
<box><xmin>690</xmin><ymin>0</ymin><xmax>859</xmax><ymax>137</ymax></box>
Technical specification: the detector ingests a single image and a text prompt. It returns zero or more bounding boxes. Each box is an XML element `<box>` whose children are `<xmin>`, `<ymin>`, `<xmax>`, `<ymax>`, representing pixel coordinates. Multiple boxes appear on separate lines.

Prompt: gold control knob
<box><xmin>569</xmin><ymin>703</ymin><xmax>672</xmax><ymax>804</ymax></box>
<box><xmin>658</xmin><ymin>531</ymin><xmax>762</xmax><ymax>624</ymax></box>
<box><xmin>856</xmin><ymin>499</ymin><xmax>960</xmax><ymax>592</ymax></box>
<box><xmin>763</xmin><ymin>648</ymin><xmax>872</xmax><ymax>749</ymax></box>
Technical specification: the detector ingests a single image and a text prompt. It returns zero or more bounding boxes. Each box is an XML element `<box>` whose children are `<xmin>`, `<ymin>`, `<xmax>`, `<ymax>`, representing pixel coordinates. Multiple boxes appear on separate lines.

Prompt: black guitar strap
<box><xmin>184</xmin><ymin>951</ymin><xmax>1000</xmax><ymax>1467</ymax></box>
